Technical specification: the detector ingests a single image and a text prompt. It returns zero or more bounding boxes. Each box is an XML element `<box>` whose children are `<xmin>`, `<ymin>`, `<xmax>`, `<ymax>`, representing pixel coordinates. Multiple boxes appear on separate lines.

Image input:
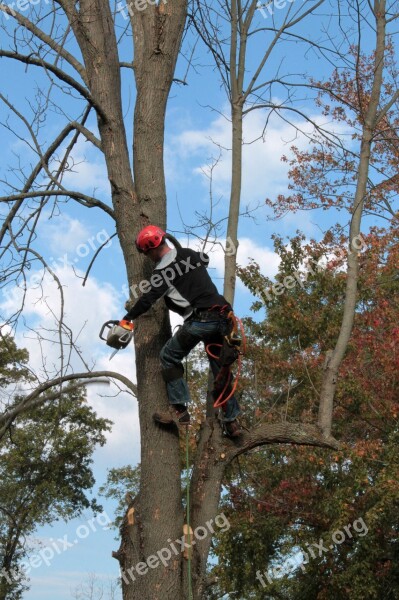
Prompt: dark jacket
<box><xmin>124</xmin><ymin>247</ymin><xmax>228</xmax><ymax>321</ymax></box>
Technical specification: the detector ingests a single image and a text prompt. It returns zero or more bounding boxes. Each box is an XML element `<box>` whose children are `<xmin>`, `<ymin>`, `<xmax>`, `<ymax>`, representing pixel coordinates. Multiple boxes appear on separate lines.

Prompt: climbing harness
<box><xmin>99</xmin><ymin>319</ymin><xmax>134</xmax><ymax>360</ymax></box>
<box><xmin>205</xmin><ymin>306</ymin><xmax>246</xmax><ymax>410</ymax></box>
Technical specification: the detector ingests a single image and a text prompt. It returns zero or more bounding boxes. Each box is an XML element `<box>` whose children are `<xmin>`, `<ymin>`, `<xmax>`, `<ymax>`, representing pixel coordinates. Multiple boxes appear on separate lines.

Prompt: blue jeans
<box><xmin>160</xmin><ymin>319</ymin><xmax>241</xmax><ymax>423</ymax></box>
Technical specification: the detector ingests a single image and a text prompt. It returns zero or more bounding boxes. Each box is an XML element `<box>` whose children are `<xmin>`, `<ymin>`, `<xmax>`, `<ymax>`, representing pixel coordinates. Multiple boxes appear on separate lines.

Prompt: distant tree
<box><xmin>0</xmin><ymin>337</ymin><xmax>112</xmax><ymax>600</ymax></box>
<box><xmin>265</xmin><ymin>14</ymin><xmax>399</xmax><ymax>436</ymax></box>
<box><xmin>99</xmin><ymin>466</ymin><xmax>141</xmax><ymax>531</ymax></box>
<box><xmin>71</xmin><ymin>572</ymin><xmax>119</xmax><ymax>600</ymax></box>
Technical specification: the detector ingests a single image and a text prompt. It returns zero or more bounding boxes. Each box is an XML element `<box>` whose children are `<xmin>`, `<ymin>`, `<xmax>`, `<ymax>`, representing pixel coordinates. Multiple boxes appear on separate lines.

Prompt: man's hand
<box><xmin>123</xmin><ymin>299</ymin><xmax>136</xmax><ymax>322</ymax></box>
<box><xmin>124</xmin><ymin>299</ymin><xmax>135</xmax><ymax>313</ymax></box>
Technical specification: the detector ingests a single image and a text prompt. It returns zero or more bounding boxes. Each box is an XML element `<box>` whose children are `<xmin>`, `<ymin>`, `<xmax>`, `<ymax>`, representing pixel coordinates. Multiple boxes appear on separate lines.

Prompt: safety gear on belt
<box><xmin>205</xmin><ymin>307</ymin><xmax>246</xmax><ymax>409</ymax></box>
<box><xmin>135</xmin><ymin>225</ymin><xmax>166</xmax><ymax>253</ymax></box>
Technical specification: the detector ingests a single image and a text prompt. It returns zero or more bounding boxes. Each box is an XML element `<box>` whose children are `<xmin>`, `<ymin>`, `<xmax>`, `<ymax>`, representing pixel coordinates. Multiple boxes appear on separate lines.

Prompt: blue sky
<box><xmin>0</xmin><ymin>0</ymin><xmax>391</xmax><ymax>597</ymax></box>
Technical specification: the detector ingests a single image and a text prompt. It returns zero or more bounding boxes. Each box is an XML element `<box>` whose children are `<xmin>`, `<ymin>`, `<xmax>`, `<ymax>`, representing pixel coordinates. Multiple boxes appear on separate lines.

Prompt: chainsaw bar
<box><xmin>109</xmin><ymin>348</ymin><xmax>120</xmax><ymax>361</ymax></box>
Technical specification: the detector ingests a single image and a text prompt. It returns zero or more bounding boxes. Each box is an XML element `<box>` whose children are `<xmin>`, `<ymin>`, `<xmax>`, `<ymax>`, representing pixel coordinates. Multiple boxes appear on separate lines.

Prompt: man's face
<box><xmin>144</xmin><ymin>246</ymin><xmax>162</xmax><ymax>262</ymax></box>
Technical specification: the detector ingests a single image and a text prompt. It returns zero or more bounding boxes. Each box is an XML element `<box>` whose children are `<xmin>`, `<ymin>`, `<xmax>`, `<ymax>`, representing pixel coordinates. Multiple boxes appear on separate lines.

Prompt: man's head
<box><xmin>135</xmin><ymin>225</ymin><xmax>170</xmax><ymax>262</ymax></box>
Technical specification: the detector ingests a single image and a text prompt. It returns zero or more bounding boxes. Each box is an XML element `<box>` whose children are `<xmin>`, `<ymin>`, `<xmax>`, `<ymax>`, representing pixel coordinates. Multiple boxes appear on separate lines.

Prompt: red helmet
<box><xmin>135</xmin><ymin>225</ymin><xmax>166</xmax><ymax>253</ymax></box>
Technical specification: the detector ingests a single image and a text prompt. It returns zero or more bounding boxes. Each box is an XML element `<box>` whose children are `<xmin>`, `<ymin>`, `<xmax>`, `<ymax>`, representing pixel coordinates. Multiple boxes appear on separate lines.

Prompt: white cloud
<box><xmin>169</xmin><ymin>107</ymin><xmax>306</xmax><ymax>201</ymax></box>
<box><xmin>38</xmin><ymin>213</ymin><xmax>91</xmax><ymax>256</ymax></box>
<box><xmin>168</xmin><ymin>106</ymin><xmax>353</xmax><ymax>234</ymax></box>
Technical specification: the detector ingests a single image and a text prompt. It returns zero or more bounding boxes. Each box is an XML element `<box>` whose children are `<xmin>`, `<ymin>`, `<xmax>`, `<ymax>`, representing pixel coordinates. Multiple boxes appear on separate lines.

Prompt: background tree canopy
<box><xmin>0</xmin><ymin>335</ymin><xmax>111</xmax><ymax>600</ymax></box>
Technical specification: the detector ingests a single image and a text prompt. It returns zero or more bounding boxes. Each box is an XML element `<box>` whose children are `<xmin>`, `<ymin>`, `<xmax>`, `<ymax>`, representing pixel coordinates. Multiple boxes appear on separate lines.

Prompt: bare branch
<box><xmin>0</xmin><ymin>51</ymin><xmax>104</xmax><ymax>117</ymax></box>
<box><xmin>0</xmin><ymin>3</ymin><xmax>87</xmax><ymax>83</ymax></box>
<box><xmin>1</xmin><ymin>190</ymin><xmax>114</xmax><ymax>218</ymax></box>
<box><xmin>243</xmin><ymin>0</ymin><xmax>326</xmax><ymax>102</ymax></box>
<box><xmin>0</xmin><ymin>370</ymin><xmax>137</xmax><ymax>437</ymax></box>
<box><xmin>82</xmin><ymin>232</ymin><xmax>118</xmax><ymax>286</ymax></box>
<box><xmin>70</xmin><ymin>121</ymin><xmax>102</xmax><ymax>150</ymax></box>
<box><xmin>0</xmin><ymin>107</ymin><xmax>113</xmax><ymax>246</ymax></box>
<box><xmin>227</xmin><ymin>423</ymin><xmax>339</xmax><ymax>461</ymax></box>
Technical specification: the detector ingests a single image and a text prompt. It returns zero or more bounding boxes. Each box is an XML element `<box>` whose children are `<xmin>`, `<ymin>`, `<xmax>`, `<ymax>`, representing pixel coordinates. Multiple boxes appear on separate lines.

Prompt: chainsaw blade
<box><xmin>109</xmin><ymin>348</ymin><xmax>120</xmax><ymax>361</ymax></box>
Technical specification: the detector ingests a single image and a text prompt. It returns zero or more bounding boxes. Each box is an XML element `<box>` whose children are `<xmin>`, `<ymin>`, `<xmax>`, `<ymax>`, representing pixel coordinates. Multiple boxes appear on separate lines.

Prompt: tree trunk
<box><xmin>63</xmin><ymin>1</ymin><xmax>188</xmax><ymax>597</ymax></box>
<box><xmin>223</xmin><ymin>0</ymin><xmax>245</xmax><ymax>306</ymax></box>
<box><xmin>116</xmin><ymin>3</ymin><xmax>191</xmax><ymax>600</ymax></box>
<box><xmin>318</xmin><ymin>0</ymin><xmax>387</xmax><ymax>436</ymax></box>
<box><xmin>224</xmin><ymin>102</ymin><xmax>243</xmax><ymax>305</ymax></box>
<box><xmin>187</xmin><ymin>420</ymin><xmax>227</xmax><ymax>598</ymax></box>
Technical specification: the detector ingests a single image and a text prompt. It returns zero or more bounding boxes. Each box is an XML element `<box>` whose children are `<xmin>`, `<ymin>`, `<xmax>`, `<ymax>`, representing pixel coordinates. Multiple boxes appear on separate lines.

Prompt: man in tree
<box><xmin>123</xmin><ymin>225</ymin><xmax>242</xmax><ymax>437</ymax></box>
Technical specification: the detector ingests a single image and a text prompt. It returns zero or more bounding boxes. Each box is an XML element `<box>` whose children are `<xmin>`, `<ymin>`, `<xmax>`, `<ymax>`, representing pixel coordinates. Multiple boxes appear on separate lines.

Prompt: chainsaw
<box><xmin>99</xmin><ymin>320</ymin><xmax>134</xmax><ymax>360</ymax></box>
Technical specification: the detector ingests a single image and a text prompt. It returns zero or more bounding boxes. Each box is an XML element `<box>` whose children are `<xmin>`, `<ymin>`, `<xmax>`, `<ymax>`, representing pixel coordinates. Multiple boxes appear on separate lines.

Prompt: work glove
<box><xmin>124</xmin><ymin>298</ymin><xmax>137</xmax><ymax>320</ymax></box>
<box><xmin>124</xmin><ymin>299</ymin><xmax>135</xmax><ymax>312</ymax></box>
<box><xmin>122</xmin><ymin>299</ymin><xmax>133</xmax><ymax>322</ymax></box>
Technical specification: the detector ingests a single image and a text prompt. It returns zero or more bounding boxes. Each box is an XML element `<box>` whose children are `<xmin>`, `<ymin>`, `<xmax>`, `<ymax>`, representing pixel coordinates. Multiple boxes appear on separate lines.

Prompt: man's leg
<box><xmin>154</xmin><ymin>323</ymin><xmax>199</xmax><ymax>425</ymax></box>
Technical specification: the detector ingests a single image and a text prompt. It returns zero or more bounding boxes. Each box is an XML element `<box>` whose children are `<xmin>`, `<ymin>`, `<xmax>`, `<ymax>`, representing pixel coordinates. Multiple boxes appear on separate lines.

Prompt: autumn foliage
<box><xmin>207</xmin><ymin>223</ymin><xmax>399</xmax><ymax>599</ymax></box>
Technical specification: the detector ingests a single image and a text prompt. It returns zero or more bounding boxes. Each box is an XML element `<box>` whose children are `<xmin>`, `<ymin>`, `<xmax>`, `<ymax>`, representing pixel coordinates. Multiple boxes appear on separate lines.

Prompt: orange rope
<box><xmin>205</xmin><ymin>343</ymin><xmax>222</xmax><ymax>360</ymax></box>
<box><xmin>204</xmin><ymin>310</ymin><xmax>246</xmax><ymax>409</ymax></box>
<box><xmin>213</xmin><ymin>355</ymin><xmax>242</xmax><ymax>408</ymax></box>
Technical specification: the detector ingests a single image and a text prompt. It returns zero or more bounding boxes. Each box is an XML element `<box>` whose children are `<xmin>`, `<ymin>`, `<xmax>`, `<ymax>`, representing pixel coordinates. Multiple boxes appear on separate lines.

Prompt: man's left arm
<box><xmin>123</xmin><ymin>271</ymin><xmax>171</xmax><ymax>321</ymax></box>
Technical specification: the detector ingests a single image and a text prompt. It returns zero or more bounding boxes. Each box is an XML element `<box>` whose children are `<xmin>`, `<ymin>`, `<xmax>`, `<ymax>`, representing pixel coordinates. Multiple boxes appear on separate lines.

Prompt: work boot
<box><xmin>224</xmin><ymin>420</ymin><xmax>242</xmax><ymax>438</ymax></box>
<box><xmin>153</xmin><ymin>405</ymin><xmax>190</xmax><ymax>427</ymax></box>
